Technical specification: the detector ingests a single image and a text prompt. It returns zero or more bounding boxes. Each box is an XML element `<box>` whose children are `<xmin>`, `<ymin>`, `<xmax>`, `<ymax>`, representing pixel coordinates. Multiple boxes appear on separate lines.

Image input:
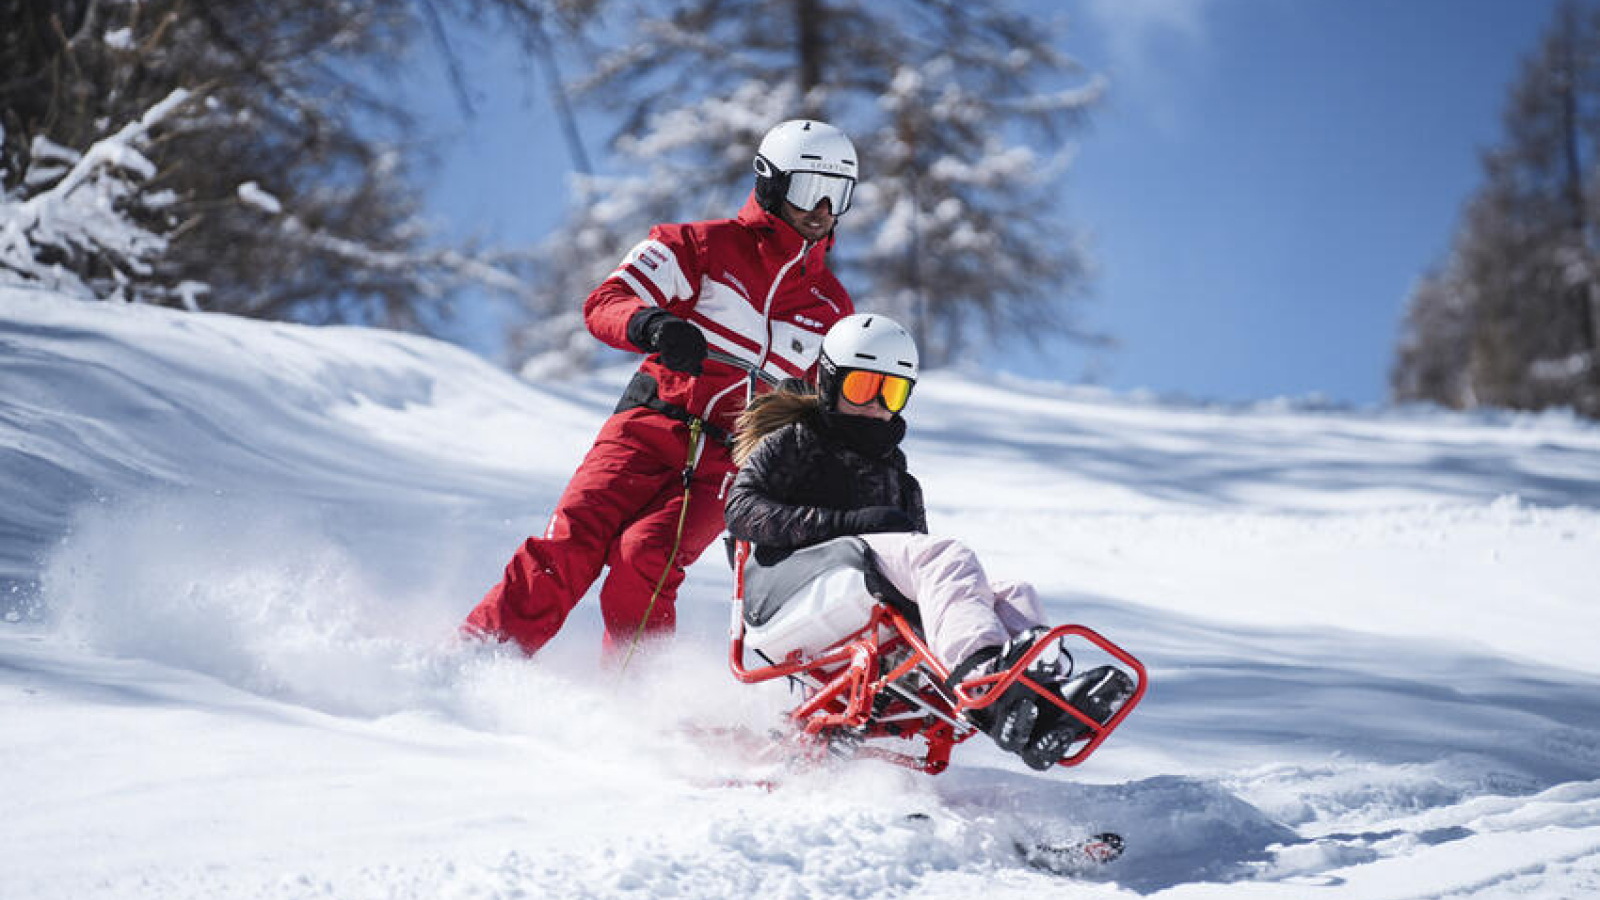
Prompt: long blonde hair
<box><xmin>732</xmin><ymin>384</ymin><xmax>823</xmax><ymax>465</ymax></box>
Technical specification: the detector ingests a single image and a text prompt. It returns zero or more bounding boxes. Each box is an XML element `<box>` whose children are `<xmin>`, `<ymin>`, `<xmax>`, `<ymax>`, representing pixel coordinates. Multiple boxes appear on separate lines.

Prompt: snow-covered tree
<box><xmin>0</xmin><ymin>90</ymin><xmax>190</xmax><ymax>302</ymax></box>
<box><xmin>1391</xmin><ymin>265</ymin><xmax>1475</xmax><ymax>409</ymax></box>
<box><xmin>0</xmin><ymin>0</ymin><xmax>591</xmax><ymax>331</ymax></box>
<box><xmin>514</xmin><ymin>0</ymin><xmax>1103</xmax><ymax>371</ymax></box>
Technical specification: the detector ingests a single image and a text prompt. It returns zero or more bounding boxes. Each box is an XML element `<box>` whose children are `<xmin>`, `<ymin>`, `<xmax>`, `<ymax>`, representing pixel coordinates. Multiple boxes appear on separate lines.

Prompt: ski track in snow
<box><xmin>4</xmin><ymin>288</ymin><xmax>1600</xmax><ymax>899</ymax></box>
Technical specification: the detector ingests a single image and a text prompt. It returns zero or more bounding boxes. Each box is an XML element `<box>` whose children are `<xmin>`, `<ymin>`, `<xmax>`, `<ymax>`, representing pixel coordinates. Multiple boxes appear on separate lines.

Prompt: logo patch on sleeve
<box><xmin>638</xmin><ymin>245</ymin><xmax>671</xmax><ymax>271</ymax></box>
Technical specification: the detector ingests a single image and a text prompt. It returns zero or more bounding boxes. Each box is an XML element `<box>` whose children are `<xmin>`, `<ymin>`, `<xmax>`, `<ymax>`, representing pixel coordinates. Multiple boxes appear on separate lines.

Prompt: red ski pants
<box><xmin>463</xmin><ymin>408</ymin><xmax>735</xmax><ymax>655</ymax></box>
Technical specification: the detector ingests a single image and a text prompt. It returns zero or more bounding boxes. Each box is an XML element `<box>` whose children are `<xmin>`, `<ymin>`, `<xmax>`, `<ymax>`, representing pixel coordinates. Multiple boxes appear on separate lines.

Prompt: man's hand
<box><xmin>628</xmin><ymin>309</ymin><xmax>707</xmax><ymax>375</ymax></box>
<box><xmin>839</xmin><ymin>505</ymin><xmax>915</xmax><ymax>535</ymax></box>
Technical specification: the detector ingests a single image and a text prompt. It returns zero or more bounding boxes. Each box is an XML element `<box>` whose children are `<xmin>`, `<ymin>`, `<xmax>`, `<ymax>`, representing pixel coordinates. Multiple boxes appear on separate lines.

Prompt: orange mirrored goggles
<box><xmin>839</xmin><ymin>369</ymin><xmax>915</xmax><ymax>413</ymax></box>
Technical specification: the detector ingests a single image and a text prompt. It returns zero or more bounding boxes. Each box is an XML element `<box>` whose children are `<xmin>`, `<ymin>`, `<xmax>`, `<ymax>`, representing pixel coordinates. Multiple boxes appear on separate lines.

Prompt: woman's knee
<box><xmin>922</xmin><ymin>535</ymin><xmax>982</xmax><ymax>568</ymax></box>
<box><xmin>993</xmin><ymin>580</ymin><xmax>1047</xmax><ymax>629</ymax></box>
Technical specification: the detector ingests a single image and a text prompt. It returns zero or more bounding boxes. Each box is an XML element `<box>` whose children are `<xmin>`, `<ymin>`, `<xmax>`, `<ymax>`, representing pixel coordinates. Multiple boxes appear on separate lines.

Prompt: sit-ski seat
<box><xmin>742</xmin><ymin>536</ymin><xmax>916</xmax><ymax>659</ymax></box>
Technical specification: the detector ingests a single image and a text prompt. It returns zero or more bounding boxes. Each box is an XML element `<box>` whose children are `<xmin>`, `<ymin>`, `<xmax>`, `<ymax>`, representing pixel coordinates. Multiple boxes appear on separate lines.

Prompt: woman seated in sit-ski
<box><xmin>724</xmin><ymin>313</ymin><xmax>1077</xmax><ymax>770</ymax></box>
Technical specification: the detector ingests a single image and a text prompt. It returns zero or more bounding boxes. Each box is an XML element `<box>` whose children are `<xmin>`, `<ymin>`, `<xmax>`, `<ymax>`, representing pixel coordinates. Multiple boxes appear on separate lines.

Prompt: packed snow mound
<box><xmin>3</xmin><ymin>287</ymin><xmax>1600</xmax><ymax>899</ymax></box>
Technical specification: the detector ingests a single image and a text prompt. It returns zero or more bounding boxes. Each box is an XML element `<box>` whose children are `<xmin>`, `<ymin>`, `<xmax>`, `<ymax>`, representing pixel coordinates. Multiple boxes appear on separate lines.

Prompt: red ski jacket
<box><xmin>585</xmin><ymin>192</ymin><xmax>855</xmax><ymax>438</ymax></box>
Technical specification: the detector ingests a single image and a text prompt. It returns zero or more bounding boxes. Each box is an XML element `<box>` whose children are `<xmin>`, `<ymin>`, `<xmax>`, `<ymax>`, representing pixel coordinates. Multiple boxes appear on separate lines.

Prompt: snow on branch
<box><xmin>998</xmin><ymin>75</ymin><xmax>1108</xmax><ymax>115</ymax></box>
<box><xmin>0</xmin><ymin>89</ymin><xmax>195</xmax><ymax>300</ymax></box>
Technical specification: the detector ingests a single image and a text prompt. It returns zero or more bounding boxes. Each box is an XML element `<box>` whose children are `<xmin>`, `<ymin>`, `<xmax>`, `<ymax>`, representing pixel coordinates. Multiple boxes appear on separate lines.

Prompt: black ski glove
<box><xmin>627</xmin><ymin>309</ymin><xmax>707</xmax><ymax>375</ymax></box>
<box><xmin>839</xmin><ymin>505</ymin><xmax>915</xmax><ymax>535</ymax></box>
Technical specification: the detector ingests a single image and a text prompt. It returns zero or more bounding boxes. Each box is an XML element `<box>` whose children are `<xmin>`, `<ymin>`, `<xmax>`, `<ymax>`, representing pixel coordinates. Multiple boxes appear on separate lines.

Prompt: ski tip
<box><xmin>1017</xmin><ymin>830</ymin><xmax>1126</xmax><ymax>875</ymax></box>
<box><xmin>1084</xmin><ymin>832</ymin><xmax>1125</xmax><ymax>864</ymax></box>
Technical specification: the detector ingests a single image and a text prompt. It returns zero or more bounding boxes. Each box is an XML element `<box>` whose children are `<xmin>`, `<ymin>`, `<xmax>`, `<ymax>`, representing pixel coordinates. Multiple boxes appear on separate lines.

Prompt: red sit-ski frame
<box><xmin>726</xmin><ymin>540</ymin><xmax>1147</xmax><ymax>774</ymax></box>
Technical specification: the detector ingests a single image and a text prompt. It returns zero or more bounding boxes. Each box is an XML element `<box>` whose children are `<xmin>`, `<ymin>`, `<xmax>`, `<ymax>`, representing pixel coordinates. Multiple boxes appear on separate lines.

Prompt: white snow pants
<box><xmin>858</xmin><ymin>532</ymin><xmax>1047</xmax><ymax>670</ymax></box>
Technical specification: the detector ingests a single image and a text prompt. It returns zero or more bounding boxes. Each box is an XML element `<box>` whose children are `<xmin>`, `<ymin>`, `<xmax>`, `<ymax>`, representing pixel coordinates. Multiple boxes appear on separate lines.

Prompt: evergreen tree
<box><xmin>1393</xmin><ymin>0</ymin><xmax>1600</xmax><ymax>417</ymax></box>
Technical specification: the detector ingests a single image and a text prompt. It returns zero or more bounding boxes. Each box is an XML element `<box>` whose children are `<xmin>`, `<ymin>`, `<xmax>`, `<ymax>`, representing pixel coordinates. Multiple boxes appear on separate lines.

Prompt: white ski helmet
<box><xmin>753</xmin><ymin>119</ymin><xmax>858</xmax><ymax>217</ymax></box>
<box><xmin>818</xmin><ymin>314</ymin><xmax>919</xmax><ymax>412</ymax></box>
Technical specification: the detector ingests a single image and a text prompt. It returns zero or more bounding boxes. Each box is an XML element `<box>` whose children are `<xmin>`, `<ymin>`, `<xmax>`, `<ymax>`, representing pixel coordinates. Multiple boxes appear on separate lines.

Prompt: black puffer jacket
<box><xmin>725</xmin><ymin>405</ymin><xmax>926</xmax><ymax>564</ymax></box>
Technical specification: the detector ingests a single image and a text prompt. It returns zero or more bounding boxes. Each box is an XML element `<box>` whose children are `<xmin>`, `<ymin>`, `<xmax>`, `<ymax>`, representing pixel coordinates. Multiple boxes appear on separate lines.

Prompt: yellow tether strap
<box><xmin>619</xmin><ymin>418</ymin><xmax>704</xmax><ymax>673</ymax></box>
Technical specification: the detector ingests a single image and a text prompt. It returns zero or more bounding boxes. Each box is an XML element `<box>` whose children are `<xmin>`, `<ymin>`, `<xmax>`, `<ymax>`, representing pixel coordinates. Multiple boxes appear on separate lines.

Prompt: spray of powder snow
<box><xmin>39</xmin><ymin>489</ymin><xmax>803</xmax><ymax>778</ymax></box>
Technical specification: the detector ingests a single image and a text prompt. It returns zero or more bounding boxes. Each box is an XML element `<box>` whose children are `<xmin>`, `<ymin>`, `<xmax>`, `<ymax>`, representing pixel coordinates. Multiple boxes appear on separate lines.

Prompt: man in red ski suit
<box><xmin>464</xmin><ymin>119</ymin><xmax>860</xmax><ymax>655</ymax></box>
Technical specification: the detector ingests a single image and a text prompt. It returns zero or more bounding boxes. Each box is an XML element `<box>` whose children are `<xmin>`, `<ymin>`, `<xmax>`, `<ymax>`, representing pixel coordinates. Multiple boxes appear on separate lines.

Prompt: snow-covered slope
<box><xmin>4</xmin><ymin>287</ymin><xmax>1599</xmax><ymax>899</ymax></box>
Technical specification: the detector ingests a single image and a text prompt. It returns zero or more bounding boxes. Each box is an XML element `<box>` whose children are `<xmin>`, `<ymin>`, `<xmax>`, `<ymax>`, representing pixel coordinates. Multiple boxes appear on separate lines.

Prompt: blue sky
<box><xmin>1040</xmin><ymin>0</ymin><xmax>1565</xmax><ymax>404</ymax></box>
<box><xmin>413</xmin><ymin>0</ymin><xmax>1566</xmax><ymax>405</ymax></box>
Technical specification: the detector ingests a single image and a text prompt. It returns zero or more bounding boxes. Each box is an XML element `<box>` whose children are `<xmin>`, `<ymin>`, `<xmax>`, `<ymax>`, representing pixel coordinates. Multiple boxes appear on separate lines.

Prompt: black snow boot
<box><xmin>947</xmin><ymin>627</ymin><xmax>1058</xmax><ymax>753</ymax></box>
<box><xmin>1018</xmin><ymin>664</ymin><xmax>1136</xmax><ymax>771</ymax></box>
